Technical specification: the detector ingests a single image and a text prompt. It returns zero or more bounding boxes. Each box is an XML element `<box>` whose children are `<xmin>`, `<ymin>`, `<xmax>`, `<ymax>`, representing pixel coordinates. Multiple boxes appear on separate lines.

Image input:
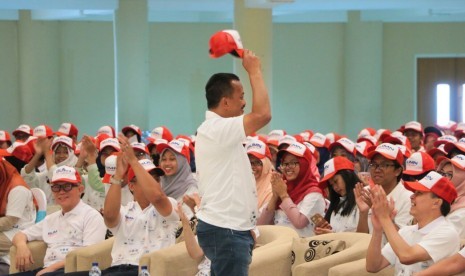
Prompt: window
<box><xmin>436</xmin><ymin>84</ymin><xmax>450</xmax><ymax>126</ymax></box>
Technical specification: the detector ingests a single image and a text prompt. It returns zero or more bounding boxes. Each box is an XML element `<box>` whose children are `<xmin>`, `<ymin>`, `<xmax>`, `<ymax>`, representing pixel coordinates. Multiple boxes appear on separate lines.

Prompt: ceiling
<box><xmin>1</xmin><ymin>0</ymin><xmax>465</xmax><ymax>23</ymax></box>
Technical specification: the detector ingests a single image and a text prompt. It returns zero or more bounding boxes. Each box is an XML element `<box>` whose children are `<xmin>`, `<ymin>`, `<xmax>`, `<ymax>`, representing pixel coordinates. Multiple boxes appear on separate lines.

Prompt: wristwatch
<box><xmin>110</xmin><ymin>176</ymin><xmax>124</xmax><ymax>185</ymax></box>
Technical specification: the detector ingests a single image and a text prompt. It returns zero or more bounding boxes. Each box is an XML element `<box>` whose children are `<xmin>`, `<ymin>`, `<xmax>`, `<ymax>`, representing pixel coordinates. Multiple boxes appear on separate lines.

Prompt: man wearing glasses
<box><xmin>11</xmin><ymin>166</ymin><xmax>106</xmax><ymax>276</ymax></box>
<box><xmin>355</xmin><ymin>143</ymin><xmax>413</xmax><ymax>245</ymax></box>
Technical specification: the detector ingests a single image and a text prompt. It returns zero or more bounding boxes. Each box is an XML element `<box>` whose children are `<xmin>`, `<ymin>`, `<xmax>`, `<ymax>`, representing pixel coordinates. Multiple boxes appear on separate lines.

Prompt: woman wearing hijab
<box><xmin>245</xmin><ymin>139</ymin><xmax>273</xmax><ymax>215</ymax></box>
<box><xmin>157</xmin><ymin>140</ymin><xmax>198</xmax><ymax>216</ymax></box>
<box><xmin>437</xmin><ymin>154</ymin><xmax>465</xmax><ymax>238</ymax></box>
<box><xmin>257</xmin><ymin>141</ymin><xmax>326</xmax><ymax>237</ymax></box>
<box><xmin>0</xmin><ymin>159</ymin><xmax>36</xmax><ymax>272</ymax></box>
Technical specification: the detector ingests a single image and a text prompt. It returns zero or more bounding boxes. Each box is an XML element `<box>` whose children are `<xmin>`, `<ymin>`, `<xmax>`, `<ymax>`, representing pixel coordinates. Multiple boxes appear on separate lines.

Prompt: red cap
<box><xmin>97</xmin><ymin>125</ymin><xmax>116</xmax><ymax>138</ymax></box>
<box><xmin>246</xmin><ymin>139</ymin><xmax>272</xmax><ymax>160</ymax></box>
<box><xmin>0</xmin><ymin>142</ymin><xmax>33</xmax><ymax>163</ymax></box>
<box><xmin>403</xmin><ymin>152</ymin><xmax>435</xmax><ymax>176</ymax></box>
<box><xmin>319</xmin><ymin>157</ymin><xmax>354</xmax><ymax>188</ymax></box>
<box><xmin>367</xmin><ymin>143</ymin><xmax>404</xmax><ymax>166</ymax></box>
<box><xmin>12</xmin><ymin>124</ymin><xmax>33</xmax><ymax>137</ymax></box>
<box><xmin>309</xmin><ymin>133</ymin><xmax>330</xmax><ymax>148</ymax></box>
<box><xmin>0</xmin><ymin>130</ymin><xmax>11</xmax><ymax>143</ymax></box>
<box><xmin>150</xmin><ymin>126</ymin><xmax>174</xmax><ymax>142</ymax></box>
<box><xmin>404</xmin><ymin>171</ymin><xmax>457</xmax><ymax>204</ymax></box>
<box><xmin>56</xmin><ymin>123</ymin><xmax>79</xmax><ymax>137</ymax></box>
<box><xmin>156</xmin><ymin>139</ymin><xmax>190</xmax><ymax>163</ymax></box>
<box><xmin>127</xmin><ymin>159</ymin><xmax>164</xmax><ymax>182</ymax></box>
<box><xmin>122</xmin><ymin>124</ymin><xmax>142</xmax><ymax>137</ymax></box>
<box><xmin>209</xmin><ymin>30</ymin><xmax>244</xmax><ymax>59</ymax></box>
<box><xmin>329</xmin><ymin>138</ymin><xmax>357</xmax><ymax>156</ymax></box>
<box><xmin>131</xmin><ymin>142</ymin><xmax>149</xmax><ymax>155</ymax></box>
<box><xmin>51</xmin><ymin>166</ymin><xmax>82</xmax><ymax>184</ymax></box>
<box><xmin>433</xmin><ymin>135</ymin><xmax>457</xmax><ymax>147</ymax></box>
<box><xmin>33</xmin><ymin>125</ymin><xmax>54</xmax><ymax>138</ymax></box>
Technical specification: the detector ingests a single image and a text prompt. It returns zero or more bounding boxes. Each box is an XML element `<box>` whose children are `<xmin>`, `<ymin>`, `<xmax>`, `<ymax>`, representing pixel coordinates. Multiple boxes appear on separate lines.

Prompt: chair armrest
<box><xmin>65</xmin><ymin>238</ymin><xmax>114</xmax><ymax>273</ymax></box>
<box><xmin>250</xmin><ymin>241</ymin><xmax>294</xmax><ymax>276</ymax></box>
<box><xmin>328</xmin><ymin>258</ymin><xmax>394</xmax><ymax>276</ymax></box>
<box><xmin>143</xmin><ymin>242</ymin><xmax>199</xmax><ymax>276</ymax></box>
<box><xmin>9</xmin><ymin>241</ymin><xmax>47</xmax><ymax>274</ymax></box>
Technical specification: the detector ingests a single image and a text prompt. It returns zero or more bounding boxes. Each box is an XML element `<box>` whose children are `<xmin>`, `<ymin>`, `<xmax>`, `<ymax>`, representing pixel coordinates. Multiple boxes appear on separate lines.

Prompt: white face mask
<box><xmin>128</xmin><ymin>135</ymin><xmax>138</xmax><ymax>144</ymax></box>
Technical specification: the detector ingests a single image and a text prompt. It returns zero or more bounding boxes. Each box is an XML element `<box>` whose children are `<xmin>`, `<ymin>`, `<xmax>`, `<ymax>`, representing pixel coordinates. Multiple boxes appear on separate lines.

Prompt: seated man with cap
<box><xmin>11</xmin><ymin>165</ymin><xmax>106</xmax><ymax>276</ymax></box>
<box><xmin>366</xmin><ymin>171</ymin><xmax>459</xmax><ymax>275</ymax></box>
<box><xmin>68</xmin><ymin>135</ymin><xmax>179</xmax><ymax>276</ymax></box>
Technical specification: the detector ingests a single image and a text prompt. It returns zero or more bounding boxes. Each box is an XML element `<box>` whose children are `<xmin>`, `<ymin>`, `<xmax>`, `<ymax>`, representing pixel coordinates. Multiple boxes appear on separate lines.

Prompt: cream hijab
<box><xmin>439</xmin><ymin>159</ymin><xmax>465</xmax><ymax>212</ymax></box>
<box><xmin>256</xmin><ymin>157</ymin><xmax>274</xmax><ymax>210</ymax></box>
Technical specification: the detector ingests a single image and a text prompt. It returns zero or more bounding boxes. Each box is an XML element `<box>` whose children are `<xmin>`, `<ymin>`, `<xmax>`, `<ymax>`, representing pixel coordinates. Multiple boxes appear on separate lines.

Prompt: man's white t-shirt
<box><xmin>109</xmin><ymin>198</ymin><xmax>179</xmax><ymax>266</ymax></box>
<box><xmin>3</xmin><ymin>186</ymin><xmax>36</xmax><ymax>240</ymax></box>
<box><xmin>274</xmin><ymin>193</ymin><xmax>326</xmax><ymax>237</ymax></box>
<box><xmin>446</xmin><ymin>207</ymin><xmax>465</xmax><ymax>239</ymax></box>
<box><xmin>196</xmin><ymin>111</ymin><xmax>257</xmax><ymax>231</ymax></box>
<box><xmin>22</xmin><ymin>200</ymin><xmax>106</xmax><ymax>268</ymax></box>
<box><xmin>382</xmin><ymin>216</ymin><xmax>459</xmax><ymax>276</ymax></box>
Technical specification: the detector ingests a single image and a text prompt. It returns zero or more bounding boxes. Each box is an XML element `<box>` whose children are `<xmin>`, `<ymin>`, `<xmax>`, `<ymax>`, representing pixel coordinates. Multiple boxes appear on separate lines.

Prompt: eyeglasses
<box><xmin>135</xmin><ymin>151</ymin><xmax>146</xmax><ymax>157</ymax></box>
<box><xmin>250</xmin><ymin>160</ymin><xmax>263</xmax><ymax>167</ymax></box>
<box><xmin>51</xmin><ymin>183</ymin><xmax>78</xmax><ymax>193</ymax></box>
<box><xmin>438</xmin><ymin>170</ymin><xmax>453</xmax><ymax>180</ymax></box>
<box><xmin>280</xmin><ymin>161</ymin><xmax>299</xmax><ymax>170</ymax></box>
<box><xmin>368</xmin><ymin>162</ymin><xmax>396</xmax><ymax>171</ymax></box>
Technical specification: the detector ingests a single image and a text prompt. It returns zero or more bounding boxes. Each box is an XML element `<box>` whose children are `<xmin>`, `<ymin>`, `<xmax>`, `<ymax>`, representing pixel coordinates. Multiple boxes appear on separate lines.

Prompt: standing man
<box><xmin>195</xmin><ymin>49</ymin><xmax>271</xmax><ymax>275</ymax></box>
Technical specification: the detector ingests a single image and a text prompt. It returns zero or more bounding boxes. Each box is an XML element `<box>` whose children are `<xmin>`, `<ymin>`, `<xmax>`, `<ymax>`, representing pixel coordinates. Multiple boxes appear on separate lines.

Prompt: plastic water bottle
<box><xmin>138</xmin><ymin>265</ymin><xmax>151</xmax><ymax>276</ymax></box>
<box><xmin>89</xmin><ymin>262</ymin><xmax>101</xmax><ymax>276</ymax></box>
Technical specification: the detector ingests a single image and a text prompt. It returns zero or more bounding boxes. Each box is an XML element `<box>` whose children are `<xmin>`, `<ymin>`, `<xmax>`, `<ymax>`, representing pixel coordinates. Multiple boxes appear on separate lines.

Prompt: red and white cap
<box><xmin>102</xmin><ymin>155</ymin><xmax>118</xmax><ymax>184</ymax></box>
<box><xmin>246</xmin><ymin>139</ymin><xmax>271</xmax><ymax>160</ymax></box>
<box><xmin>404</xmin><ymin>171</ymin><xmax>457</xmax><ymax>204</ymax></box>
<box><xmin>209</xmin><ymin>30</ymin><xmax>244</xmax><ymax>59</ymax></box>
<box><xmin>0</xmin><ymin>141</ymin><xmax>33</xmax><ymax>163</ymax></box>
<box><xmin>12</xmin><ymin>124</ymin><xmax>33</xmax><ymax>136</ymax></box>
<box><xmin>122</xmin><ymin>124</ymin><xmax>142</xmax><ymax>136</ymax></box>
<box><xmin>156</xmin><ymin>139</ymin><xmax>190</xmax><ymax>163</ymax></box>
<box><xmin>299</xmin><ymin>130</ymin><xmax>314</xmax><ymax>142</ymax></box>
<box><xmin>309</xmin><ymin>132</ymin><xmax>330</xmax><ymax>148</ymax></box>
<box><xmin>127</xmin><ymin>158</ymin><xmax>164</xmax><ymax>182</ymax></box>
<box><xmin>395</xmin><ymin>144</ymin><xmax>412</xmax><ymax>159</ymax></box>
<box><xmin>51</xmin><ymin>166</ymin><xmax>82</xmax><ymax>184</ymax></box>
<box><xmin>357</xmin><ymin>128</ymin><xmax>376</xmax><ymax>139</ymax></box>
<box><xmin>267</xmin><ymin>130</ymin><xmax>286</xmax><ymax>147</ymax></box>
<box><xmin>375</xmin><ymin>129</ymin><xmax>392</xmax><ymax>143</ymax></box>
<box><xmin>75</xmin><ymin>142</ymin><xmax>82</xmax><ymax>155</ymax></box>
<box><xmin>403</xmin><ymin>121</ymin><xmax>423</xmax><ymax>134</ymax></box>
<box><xmin>0</xmin><ymin>130</ymin><xmax>11</xmax><ymax>142</ymax></box>
<box><xmin>438</xmin><ymin>120</ymin><xmax>457</xmax><ymax>132</ymax></box>
<box><xmin>97</xmin><ymin>125</ymin><xmax>116</xmax><ymax>138</ymax></box>
<box><xmin>33</xmin><ymin>125</ymin><xmax>54</xmax><ymax>138</ymax></box>
<box><xmin>278</xmin><ymin>141</ymin><xmax>312</xmax><ymax>161</ymax></box>
<box><xmin>52</xmin><ymin>136</ymin><xmax>75</xmax><ymax>150</ymax></box>
<box><xmin>99</xmin><ymin>138</ymin><xmax>121</xmax><ymax>152</ymax></box>
<box><xmin>102</xmin><ymin>155</ymin><xmax>117</xmax><ymax>184</ymax></box>
<box><xmin>437</xmin><ymin>154</ymin><xmax>465</xmax><ymax>171</ymax></box>
<box><xmin>434</xmin><ymin>135</ymin><xmax>458</xmax><ymax>147</ymax></box>
<box><xmin>455</xmin><ymin>122</ymin><xmax>465</xmax><ymax>137</ymax></box>
<box><xmin>444</xmin><ymin>138</ymin><xmax>465</xmax><ymax>153</ymax></box>
<box><xmin>367</xmin><ymin>143</ymin><xmax>404</xmax><ymax>165</ymax></box>
<box><xmin>147</xmin><ymin>138</ymin><xmax>168</xmax><ymax>152</ymax></box>
<box><xmin>278</xmin><ymin>135</ymin><xmax>297</xmax><ymax>148</ymax></box>
<box><xmin>383</xmin><ymin>131</ymin><xmax>411</xmax><ymax>150</ymax></box>
<box><xmin>150</xmin><ymin>126</ymin><xmax>173</xmax><ymax>142</ymax></box>
<box><xmin>329</xmin><ymin>138</ymin><xmax>356</xmax><ymax>156</ymax></box>
<box><xmin>319</xmin><ymin>157</ymin><xmax>355</xmax><ymax>188</ymax></box>
<box><xmin>427</xmin><ymin>144</ymin><xmax>448</xmax><ymax>159</ymax></box>
<box><xmin>356</xmin><ymin>135</ymin><xmax>377</xmax><ymax>146</ymax></box>
<box><xmin>403</xmin><ymin>152</ymin><xmax>435</xmax><ymax>176</ymax></box>
<box><xmin>131</xmin><ymin>142</ymin><xmax>149</xmax><ymax>155</ymax></box>
<box><xmin>355</xmin><ymin>141</ymin><xmax>371</xmax><ymax>157</ymax></box>
<box><xmin>176</xmin><ymin>135</ymin><xmax>195</xmax><ymax>152</ymax></box>
<box><xmin>56</xmin><ymin>123</ymin><xmax>78</xmax><ymax>137</ymax></box>
<box><xmin>326</xmin><ymin>133</ymin><xmax>343</xmax><ymax>144</ymax></box>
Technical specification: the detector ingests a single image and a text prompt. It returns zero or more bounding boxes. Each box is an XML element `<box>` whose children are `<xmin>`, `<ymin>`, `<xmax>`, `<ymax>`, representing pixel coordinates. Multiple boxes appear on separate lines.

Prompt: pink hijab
<box><xmin>439</xmin><ymin>160</ymin><xmax>465</xmax><ymax>212</ymax></box>
<box><xmin>255</xmin><ymin>157</ymin><xmax>273</xmax><ymax>210</ymax></box>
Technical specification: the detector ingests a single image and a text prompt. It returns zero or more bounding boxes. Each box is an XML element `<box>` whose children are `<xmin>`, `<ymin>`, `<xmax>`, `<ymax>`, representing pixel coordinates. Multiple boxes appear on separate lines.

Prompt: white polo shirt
<box><xmin>329</xmin><ymin>200</ymin><xmax>359</xmax><ymax>233</ymax></box>
<box><xmin>80</xmin><ymin>174</ymin><xmax>106</xmax><ymax>211</ymax></box>
<box><xmin>22</xmin><ymin>200</ymin><xmax>106</xmax><ymax>268</ymax></box>
<box><xmin>3</xmin><ymin>186</ymin><xmax>36</xmax><ymax>240</ymax></box>
<box><xmin>382</xmin><ymin>216</ymin><xmax>459</xmax><ymax>276</ymax></box>
<box><xmin>195</xmin><ymin>111</ymin><xmax>257</xmax><ymax>231</ymax></box>
<box><xmin>109</xmin><ymin>198</ymin><xmax>179</xmax><ymax>266</ymax></box>
<box><xmin>446</xmin><ymin>207</ymin><xmax>465</xmax><ymax>239</ymax></box>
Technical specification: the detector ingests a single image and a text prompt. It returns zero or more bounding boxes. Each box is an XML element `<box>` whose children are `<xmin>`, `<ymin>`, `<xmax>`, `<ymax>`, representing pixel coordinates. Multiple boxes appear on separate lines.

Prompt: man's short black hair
<box><xmin>205</xmin><ymin>73</ymin><xmax>240</xmax><ymax>109</ymax></box>
<box><xmin>432</xmin><ymin>193</ymin><xmax>451</xmax><ymax>216</ymax></box>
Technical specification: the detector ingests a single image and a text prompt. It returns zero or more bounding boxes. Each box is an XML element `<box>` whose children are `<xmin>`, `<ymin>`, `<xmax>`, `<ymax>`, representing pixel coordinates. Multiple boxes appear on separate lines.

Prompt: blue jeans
<box><xmin>197</xmin><ymin>220</ymin><xmax>254</xmax><ymax>276</ymax></box>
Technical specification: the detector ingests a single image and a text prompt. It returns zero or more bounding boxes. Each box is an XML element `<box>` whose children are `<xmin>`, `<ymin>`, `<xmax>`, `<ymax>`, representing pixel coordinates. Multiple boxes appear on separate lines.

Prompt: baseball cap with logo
<box><xmin>319</xmin><ymin>157</ymin><xmax>355</xmax><ymax>188</ymax></box>
<box><xmin>51</xmin><ymin>165</ymin><xmax>81</xmax><ymax>184</ymax></box>
<box><xmin>303</xmin><ymin>142</ymin><xmax>319</xmax><ymax>160</ymax></box>
<box><xmin>375</xmin><ymin>129</ymin><xmax>392</xmax><ymax>143</ymax></box>
<box><xmin>444</xmin><ymin>138</ymin><xmax>465</xmax><ymax>154</ymax></box>
<box><xmin>99</xmin><ymin>138</ymin><xmax>121</xmax><ymax>152</ymax></box>
<box><xmin>403</xmin><ymin>121</ymin><xmax>424</xmax><ymax>134</ymax></box>
<box><xmin>395</xmin><ymin>144</ymin><xmax>412</xmax><ymax>159</ymax></box>
<box><xmin>102</xmin><ymin>154</ymin><xmax>118</xmax><ymax>184</ymax></box>
<box><xmin>156</xmin><ymin>139</ymin><xmax>190</xmax><ymax>163</ymax></box>
<box><xmin>33</xmin><ymin>125</ymin><xmax>54</xmax><ymax>138</ymax></box>
<box><xmin>358</xmin><ymin>128</ymin><xmax>377</xmax><ymax>139</ymax></box>
<box><xmin>246</xmin><ymin>139</ymin><xmax>272</xmax><ymax>160</ymax></box>
<box><xmin>326</xmin><ymin>133</ymin><xmax>343</xmax><ymax>144</ymax></box>
<box><xmin>329</xmin><ymin>138</ymin><xmax>356</xmax><ymax>156</ymax></box>
<box><xmin>97</xmin><ymin>125</ymin><xmax>116</xmax><ymax>138</ymax></box>
<box><xmin>12</xmin><ymin>124</ymin><xmax>33</xmax><ymax>137</ymax></box>
<box><xmin>278</xmin><ymin>135</ymin><xmax>297</xmax><ymax>148</ymax></box>
<box><xmin>150</xmin><ymin>126</ymin><xmax>173</xmax><ymax>142</ymax></box>
<box><xmin>437</xmin><ymin>154</ymin><xmax>465</xmax><ymax>171</ymax></box>
<box><xmin>404</xmin><ymin>171</ymin><xmax>457</xmax><ymax>204</ymax></box>
<box><xmin>131</xmin><ymin>142</ymin><xmax>149</xmax><ymax>155</ymax></box>
<box><xmin>56</xmin><ymin>123</ymin><xmax>79</xmax><ymax>138</ymax></box>
<box><xmin>209</xmin><ymin>30</ymin><xmax>244</xmax><ymax>59</ymax></box>
<box><xmin>355</xmin><ymin>141</ymin><xmax>371</xmax><ymax>157</ymax></box>
<box><xmin>383</xmin><ymin>131</ymin><xmax>412</xmax><ymax>150</ymax></box>
<box><xmin>309</xmin><ymin>133</ymin><xmax>330</xmax><ymax>148</ymax></box>
<box><xmin>299</xmin><ymin>130</ymin><xmax>314</xmax><ymax>142</ymax></box>
<box><xmin>277</xmin><ymin>141</ymin><xmax>313</xmax><ymax>164</ymax></box>
<box><xmin>127</xmin><ymin>158</ymin><xmax>164</xmax><ymax>182</ymax></box>
<box><xmin>455</xmin><ymin>122</ymin><xmax>465</xmax><ymax>137</ymax></box>
<box><xmin>356</xmin><ymin>135</ymin><xmax>377</xmax><ymax>146</ymax></box>
<box><xmin>52</xmin><ymin>136</ymin><xmax>75</xmax><ymax>150</ymax></box>
<box><xmin>266</xmin><ymin>129</ymin><xmax>286</xmax><ymax>147</ymax></box>
<box><xmin>367</xmin><ymin>143</ymin><xmax>404</xmax><ymax>165</ymax></box>
<box><xmin>427</xmin><ymin>144</ymin><xmax>448</xmax><ymax>159</ymax></box>
<box><xmin>433</xmin><ymin>135</ymin><xmax>457</xmax><ymax>147</ymax></box>
<box><xmin>403</xmin><ymin>152</ymin><xmax>435</xmax><ymax>176</ymax></box>
<box><xmin>176</xmin><ymin>135</ymin><xmax>195</xmax><ymax>152</ymax></box>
